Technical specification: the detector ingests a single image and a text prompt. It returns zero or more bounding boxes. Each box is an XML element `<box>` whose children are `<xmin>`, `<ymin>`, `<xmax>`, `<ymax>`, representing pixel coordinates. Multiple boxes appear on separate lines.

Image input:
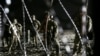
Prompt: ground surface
<box><xmin>0</xmin><ymin>30</ymin><xmax>93</xmax><ymax>56</ymax></box>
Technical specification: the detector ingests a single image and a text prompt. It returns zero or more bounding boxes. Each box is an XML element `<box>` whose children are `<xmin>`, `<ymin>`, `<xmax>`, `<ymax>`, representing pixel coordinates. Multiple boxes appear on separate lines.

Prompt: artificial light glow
<box><xmin>61</xmin><ymin>36</ymin><xmax>68</xmax><ymax>44</ymax></box>
<box><xmin>65</xmin><ymin>45</ymin><xmax>71</xmax><ymax>53</ymax></box>
<box><xmin>6</xmin><ymin>0</ymin><xmax>11</xmax><ymax>5</ymax></box>
<box><xmin>82</xmin><ymin>6</ymin><xmax>87</xmax><ymax>13</ymax></box>
<box><xmin>4</xmin><ymin>8</ymin><xmax>9</xmax><ymax>13</ymax></box>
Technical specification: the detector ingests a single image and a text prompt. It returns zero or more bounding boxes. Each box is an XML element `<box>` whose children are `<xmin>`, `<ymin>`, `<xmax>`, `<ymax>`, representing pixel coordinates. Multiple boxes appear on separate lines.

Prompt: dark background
<box><xmin>0</xmin><ymin>0</ymin><xmax>94</xmax><ymax>29</ymax></box>
<box><xmin>0</xmin><ymin>0</ymin><xmax>97</xmax><ymax>56</ymax></box>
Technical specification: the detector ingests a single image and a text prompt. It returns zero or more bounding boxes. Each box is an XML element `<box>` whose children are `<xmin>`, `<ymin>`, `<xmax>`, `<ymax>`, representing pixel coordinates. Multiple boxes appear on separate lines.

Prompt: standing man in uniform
<box><xmin>9</xmin><ymin>19</ymin><xmax>22</xmax><ymax>52</ymax></box>
<box><xmin>31</xmin><ymin>15</ymin><xmax>41</xmax><ymax>47</ymax></box>
<box><xmin>47</xmin><ymin>15</ymin><xmax>60</xmax><ymax>56</ymax></box>
<box><xmin>42</xmin><ymin>11</ymin><xmax>59</xmax><ymax>55</ymax></box>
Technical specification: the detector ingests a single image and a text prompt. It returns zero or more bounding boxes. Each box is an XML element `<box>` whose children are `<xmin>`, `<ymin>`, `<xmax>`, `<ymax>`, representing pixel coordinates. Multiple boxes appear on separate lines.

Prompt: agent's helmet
<box><xmin>50</xmin><ymin>15</ymin><xmax>53</xmax><ymax>19</ymax></box>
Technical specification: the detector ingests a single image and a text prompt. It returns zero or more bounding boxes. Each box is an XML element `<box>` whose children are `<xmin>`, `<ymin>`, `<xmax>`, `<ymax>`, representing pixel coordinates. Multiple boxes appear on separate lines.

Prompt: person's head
<box><xmin>32</xmin><ymin>15</ymin><xmax>36</xmax><ymax>20</ymax></box>
<box><xmin>44</xmin><ymin>11</ymin><xmax>51</xmax><ymax>20</ymax></box>
<box><xmin>14</xmin><ymin>19</ymin><xmax>17</xmax><ymax>24</ymax></box>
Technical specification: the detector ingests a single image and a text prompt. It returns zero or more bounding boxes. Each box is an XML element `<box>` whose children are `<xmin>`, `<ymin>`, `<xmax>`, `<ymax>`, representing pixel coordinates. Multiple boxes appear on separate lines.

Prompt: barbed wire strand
<box><xmin>0</xmin><ymin>5</ymin><xmax>24</xmax><ymax>53</ymax></box>
<box><xmin>22</xmin><ymin>2</ymin><xmax>27</xmax><ymax>56</ymax></box>
<box><xmin>21</xmin><ymin>0</ymin><xmax>49</xmax><ymax>55</ymax></box>
<box><xmin>58</xmin><ymin>0</ymin><xmax>83</xmax><ymax>45</ymax></box>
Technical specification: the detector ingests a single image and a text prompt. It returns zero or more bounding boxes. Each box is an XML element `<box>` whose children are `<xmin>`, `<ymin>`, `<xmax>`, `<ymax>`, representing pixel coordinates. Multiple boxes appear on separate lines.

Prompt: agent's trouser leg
<box><xmin>35</xmin><ymin>36</ymin><xmax>38</xmax><ymax>47</ymax></box>
<box><xmin>52</xmin><ymin>38</ymin><xmax>60</xmax><ymax>56</ymax></box>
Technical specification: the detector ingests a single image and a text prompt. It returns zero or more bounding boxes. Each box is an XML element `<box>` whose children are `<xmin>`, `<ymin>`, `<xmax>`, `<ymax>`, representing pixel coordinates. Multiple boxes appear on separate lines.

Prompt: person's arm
<box><xmin>19</xmin><ymin>24</ymin><xmax>22</xmax><ymax>35</ymax></box>
<box><xmin>9</xmin><ymin>24</ymin><xmax>12</xmax><ymax>34</ymax></box>
<box><xmin>52</xmin><ymin>20</ymin><xmax>58</xmax><ymax>38</ymax></box>
<box><xmin>37</xmin><ymin>20</ymin><xmax>41</xmax><ymax>31</ymax></box>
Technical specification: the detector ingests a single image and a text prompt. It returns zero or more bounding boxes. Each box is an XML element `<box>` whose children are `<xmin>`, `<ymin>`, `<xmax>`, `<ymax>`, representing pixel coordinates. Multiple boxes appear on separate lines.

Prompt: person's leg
<box><xmin>53</xmin><ymin>38</ymin><xmax>60</xmax><ymax>56</ymax></box>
